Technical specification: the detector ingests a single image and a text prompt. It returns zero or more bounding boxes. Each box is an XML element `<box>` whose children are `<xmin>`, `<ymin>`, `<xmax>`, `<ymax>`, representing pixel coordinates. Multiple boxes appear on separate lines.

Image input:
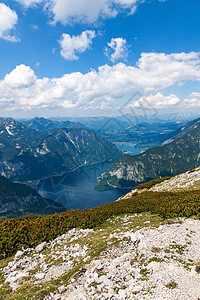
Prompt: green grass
<box><xmin>165</xmin><ymin>281</ymin><xmax>177</xmax><ymax>289</ymax></box>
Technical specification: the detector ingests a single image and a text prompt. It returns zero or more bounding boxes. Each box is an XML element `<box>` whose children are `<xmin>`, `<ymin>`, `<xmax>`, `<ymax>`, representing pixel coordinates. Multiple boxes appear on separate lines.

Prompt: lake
<box><xmin>114</xmin><ymin>142</ymin><xmax>142</xmax><ymax>155</ymax></box>
<box><xmin>37</xmin><ymin>161</ymin><xmax>132</xmax><ymax>210</ymax></box>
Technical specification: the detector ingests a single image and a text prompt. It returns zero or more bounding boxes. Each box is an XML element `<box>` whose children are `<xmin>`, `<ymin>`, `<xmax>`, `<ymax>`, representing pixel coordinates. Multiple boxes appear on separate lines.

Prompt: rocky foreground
<box><xmin>1</xmin><ymin>214</ymin><xmax>200</xmax><ymax>299</ymax></box>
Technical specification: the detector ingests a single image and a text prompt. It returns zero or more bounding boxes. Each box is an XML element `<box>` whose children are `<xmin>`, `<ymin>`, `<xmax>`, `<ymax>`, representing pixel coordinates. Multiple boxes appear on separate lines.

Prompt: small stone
<box><xmin>58</xmin><ymin>285</ymin><xmax>66</xmax><ymax>294</ymax></box>
<box><xmin>53</xmin><ymin>294</ymin><xmax>61</xmax><ymax>300</ymax></box>
<box><xmin>35</xmin><ymin>242</ymin><xmax>47</xmax><ymax>252</ymax></box>
<box><xmin>10</xmin><ymin>282</ymin><xmax>19</xmax><ymax>291</ymax></box>
<box><xmin>35</xmin><ymin>273</ymin><xmax>45</xmax><ymax>280</ymax></box>
<box><xmin>147</xmin><ymin>261</ymin><xmax>161</xmax><ymax>273</ymax></box>
<box><xmin>118</xmin><ymin>289</ymin><xmax>127</xmax><ymax>298</ymax></box>
<box><xmin>96</xmin><ymin>264</ymin><xmax>104</xmax><ymax>270</ymax></box>
<box><xmin>132</xmin><ymin>285</ymin><xmax>142</xmax><ymax>294</ymax></box>
<box><xmin>15</xmin><ymin>250</ymin><xmax>24</xmax><ymax>259</ymax></box>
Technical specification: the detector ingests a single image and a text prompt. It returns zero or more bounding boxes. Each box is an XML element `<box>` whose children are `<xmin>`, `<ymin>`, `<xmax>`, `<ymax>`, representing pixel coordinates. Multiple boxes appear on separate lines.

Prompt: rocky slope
<box><xmin>0</xmin><ymin>175</ymin><xmax>65</xmax><ymax>217</ymax></box>
<box><xmin>0</xmin><ymin>118</ymin><xmax>121</xmax><ymax>181</ymax></box>
<box><xmin>0</xmin><ymin>168</ymin><xmax>200</xmax><ymax>299</ymax></box>
<box><xmin>95</xmin><ymin>118</ymin><xmax>200</xmax><ymax>191</ymax></box>
<box><xmin>119</xmin><ymin>166</ymin><xmax>200</xmax><ymax>201</ymax></box>
<box><xmin>1</xmin><ymin>215</ymin><xmax>200</xmax><ymax>299</ymax></box>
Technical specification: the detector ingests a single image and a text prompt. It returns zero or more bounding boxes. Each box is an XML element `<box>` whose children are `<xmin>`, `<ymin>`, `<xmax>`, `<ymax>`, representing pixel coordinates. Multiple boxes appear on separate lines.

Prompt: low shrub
<box><xmin>0</xmin><ymin>190</ymin><xmax>199</xmax><ymax>259</ymax></box>
<box><xmin>135</xmin><ymin>177</ymin><xmax>171</xmax><ymax>190</ymax></box>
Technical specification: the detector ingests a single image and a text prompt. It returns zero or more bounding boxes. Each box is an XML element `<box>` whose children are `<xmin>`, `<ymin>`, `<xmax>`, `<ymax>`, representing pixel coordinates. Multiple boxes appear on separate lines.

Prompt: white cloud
<box><xmin>59</xmin><ymin>30</ymin><xmax>96</xmax><ymax>60</ymax></box>
<box><xmin>0</xmin><ymin>3</ymin><xmax>19</xmax><ymax>42</ymax></box>
<box><xmin>12</xmin><ymin>0</ymin><xmax>165</xmax><ymax>25</ymax></box>
<box><xmin>46</xmin><ymin>0</ymin><xmax>158</xmax><ymax>25</ymax></box>
<box><xmin>128</xmin><ymin>93</ymin><xmax>180</xmax><ymax>109</ymax></box>
<box><xmin>46</xmin><ymin>0</ymin><xmax>117</xmax><ymax>25</ymax></box>
<box><xmin>114</xmin><ymin>0</ymin><xmax>143</xmax><ymax>14</ymax></box>
<box><xmin>31</xmin><ymin>24</ymin><xmax>39</xmax><ymax>30</ymax></box>
<box><xmin>1</xmin><ymin>52</ymin><xmax>200</xmax><ymax>112</ymax></box>
<box><xmin>183</xmin><ymin>92</ymin><xmax>200</xmax><ymax>107</ymax></box>
<box><xmin>4</xmin><ymin>65</ymin><xmax>36</xmax><ymax>87</ymax></box>
<box><xmin>105</xmin><ymin>37</ymin><xmax>128</xmax><ymax>63</ymax></box>
<box><xmin>13</xmin><ymin>0</ymin><xmax>42</xmax><ymax>8</ymax></box>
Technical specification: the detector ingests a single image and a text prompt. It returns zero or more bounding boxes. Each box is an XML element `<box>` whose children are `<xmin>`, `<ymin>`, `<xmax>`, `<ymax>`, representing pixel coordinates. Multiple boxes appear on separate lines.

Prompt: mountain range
<box><xmin>95</xmin><ymin>118</ymin><xmax>200</xmax><ymax>190</ymax></box>
<box><xmin>0</xmin><ymin>118</ymin><xmax>121</xmax><ymax>181</ymax></box>
<box><xmin>20</xmin><ymin>116</ymin><xmax>186</xmax><ymax>151</ymax></box>
<box><xmin>21</xmin><ymin>117</ymin><xmax>85</xmax><ymax>132</ymax></box>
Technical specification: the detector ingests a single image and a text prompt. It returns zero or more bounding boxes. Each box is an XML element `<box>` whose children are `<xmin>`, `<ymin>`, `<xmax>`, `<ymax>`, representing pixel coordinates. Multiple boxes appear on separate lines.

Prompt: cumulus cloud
<box><xmin>46</xmin><ymin>0</ymin><xmax>157</xmax><ymax>25</ymax></box>
<box><xmin>105</xmin><ymin>37</ymin><xmax>128</xmax><ymax>63</ymax></box>
<box><xmin>59</xmin><ymin>30</ymin><xmax>96</xmax><ymax>60</ymax></box>
<box><xmin>46</xmin><ymin>0</ymin><xmax>116</xmax><ymax>25</ymax></box>
<box><xmin>1</xmin><ymin>52</ymin><xmax>200</xmax><ymax>111</ymax></box>
<box><xmin>4</xmin><ymin>65</ymin><xmax>36</xmax><ymax>87</ymax></box>
<box><xmin>183</xmin><ymin>92</ymin><xmax>200</xmax><ymax>107</ymax></box>
<box><xmin>127</xmin><ymin>93</ymin><xmax>180</xmax><ymax>109</ymax></box>
<box><xmin>12</xmin><ymin>0</ymin><xmax>165</xmax><ymax>25</ymax></box>
<box><xmin>0</xmin><ymin>3</ymin><xmax>19</xmax><ymax>42</ymax></box>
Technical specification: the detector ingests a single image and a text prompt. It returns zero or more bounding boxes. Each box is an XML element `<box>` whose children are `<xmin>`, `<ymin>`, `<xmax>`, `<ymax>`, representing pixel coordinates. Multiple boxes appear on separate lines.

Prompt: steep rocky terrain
<box><xmin>95</xmin><ymin>118</ymin><xmax>200</xmax><ymax>191</ymax></box>
<box><xmin>0</xmin><ymin>175</ymin><xmax>65</xmax><ymax>218</ymax></box>
<box><xmin>0</xmin><ymin>118</ymin><xmax>121</xmax><ymax>181</ymax></box>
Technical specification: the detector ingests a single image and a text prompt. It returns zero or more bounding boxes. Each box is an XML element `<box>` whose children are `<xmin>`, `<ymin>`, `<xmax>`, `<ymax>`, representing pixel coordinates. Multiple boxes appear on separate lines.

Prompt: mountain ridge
<box><xmin>0</xmin><ymin>118</ymin><xmax>121</xmax><ymax>181</ymax></box>
<box><xmin>95</xmin><ymin>117</ymin><xmax>200</xmax><ymax>190</ymax></box>
<box><xmin>21</xmin><ymin>117</ymin><xmax>85</xmax><ymax>132</ymax></box>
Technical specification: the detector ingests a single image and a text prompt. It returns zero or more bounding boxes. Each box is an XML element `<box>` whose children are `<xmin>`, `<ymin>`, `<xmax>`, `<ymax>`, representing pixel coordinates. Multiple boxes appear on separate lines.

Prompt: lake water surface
<box><xmin>114</xmin><ymin>142</ymin><xmax>142</xmax><ymax>155</ymax></box>
<box><xmin>37</xmin><ymin>161</ymin><xmax>132</xmax><ymax>210</ymax></box>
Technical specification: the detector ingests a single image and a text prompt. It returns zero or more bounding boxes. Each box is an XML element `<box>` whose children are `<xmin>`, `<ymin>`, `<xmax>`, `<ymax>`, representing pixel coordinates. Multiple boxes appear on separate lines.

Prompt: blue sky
<box><xmin>0</xmin><ymin>0</ymin><xmax>200</xmax><ymax>118</ymax></box>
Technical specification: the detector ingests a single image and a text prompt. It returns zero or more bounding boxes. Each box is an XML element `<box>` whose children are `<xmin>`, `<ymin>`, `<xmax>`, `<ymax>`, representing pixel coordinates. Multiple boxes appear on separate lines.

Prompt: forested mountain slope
<box><xmin>0</xmin><ymin>118</ymin><xmax>121</xmax><ymax>181</ymax></box>
<box><xmin>95</xmin><ymin>118</ymin><xmax>200</xmax><ymax>190</ymax></box>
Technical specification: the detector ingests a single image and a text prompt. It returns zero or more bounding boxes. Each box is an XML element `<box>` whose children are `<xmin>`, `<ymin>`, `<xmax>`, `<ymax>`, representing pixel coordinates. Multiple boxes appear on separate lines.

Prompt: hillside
<box><xmin>0</xmin><ymin>175</ymin><xmax>65</xmax><ymax>218</ymax></box>
<box><xmin>95</xmin><ymin>118</ymin><xmax>200</xmax><ymax>191</ymax></box>
<box><xmin>118</xmin><ymin>167</ymin><xmax>200</xmax><ymax>201</ymax></box>
<box><xmin>0</xmin><ymin>118</ymin><xmax>121</xmax><ymax>181</ymax></box>
<box><xmin>0</xmin><ymin>168</ymin><xmax>200</xmax><ymax>299</ymax></box>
